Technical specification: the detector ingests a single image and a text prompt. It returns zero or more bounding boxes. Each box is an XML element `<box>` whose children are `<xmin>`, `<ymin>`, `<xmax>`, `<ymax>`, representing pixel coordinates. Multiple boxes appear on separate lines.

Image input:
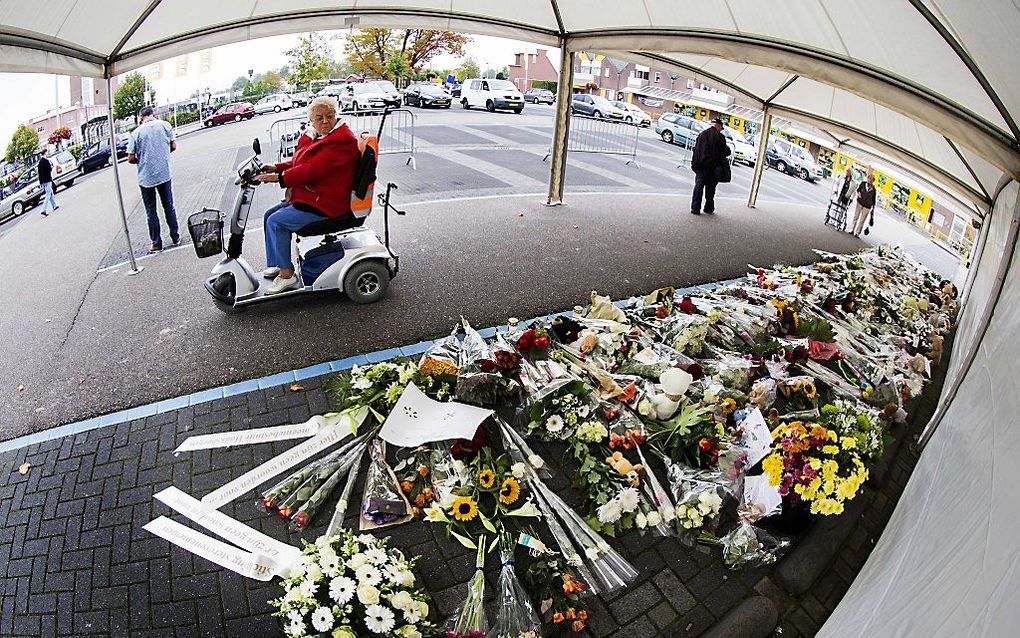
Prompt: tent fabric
<box><xmin>819</xmin><ymin>181</ymin><xmax>1020</xmax><ymax>637</ymax></box>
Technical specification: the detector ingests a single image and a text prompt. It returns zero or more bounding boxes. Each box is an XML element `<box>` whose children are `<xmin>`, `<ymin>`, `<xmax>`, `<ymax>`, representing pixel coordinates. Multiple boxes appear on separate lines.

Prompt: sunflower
<box><xmin>452</xmin><ymin>496</ymin><xmax>478</xmax><ymax>522</ymax></box>
<box><xmin>499</xmin><ymin>477</ymin><xmax>520</xmax><ymax>505</ymax></box>
<box><xmin>478</xmin><ymin>469</ymin><xmax>496</xmax><ymax>489</ymax></box>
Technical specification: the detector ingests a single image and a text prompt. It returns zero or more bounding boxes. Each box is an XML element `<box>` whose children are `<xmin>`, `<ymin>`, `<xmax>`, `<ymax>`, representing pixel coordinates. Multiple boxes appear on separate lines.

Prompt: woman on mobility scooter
<box><xmin>255</xmin><ymin>96</ymin><xmax>361</xmax><ymax>294</ymax></box>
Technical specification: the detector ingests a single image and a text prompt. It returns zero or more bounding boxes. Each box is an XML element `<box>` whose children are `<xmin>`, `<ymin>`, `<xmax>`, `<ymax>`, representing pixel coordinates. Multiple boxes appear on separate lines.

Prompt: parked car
<box><xmin>203</xmin><ymin>102</ymin><xmax>255</xmax><ymax>126</ymax></box>
<box><xmin>367</xmin><ymin>79</ymin><xmax>402</xmax><ymax>107</ymax></box>
<box><xmin>50</xmin><ymin>150</ymin><xmax>79</xmax><ymax>188</ymax></box>
<box><xmin>450</xmin><ymin>84</ymin><xmax>462</xmax><ymax>98</ymax></box>
<box><xmin>403</xmin><ymin>84</ymin><xmax>452</xmax><ymax>108</ymax></box>
<box><xmin>0</xmin><ymin>170</ymin><xmax>42</xmax><ymax>222</ymax></box>
<box><xmin>655</xmin><ymin>113</ymin><xmax>708</xmax><ymax>147</ymax></box>
<box><xmin>613</xmin><ymin>101</ymin><xmax>652</xmax><ymax>126</ymax></box>
<box><xmin>289</xmin><ymin>91</ymin><xmax>310</xmax><ymax>107</ymax></box>
<box><xmin>338</xmin><ymin>83</ymin><xmax>388</xmax><ymax>112</ymax></box>
<box><xmin>722</xmin><ymin>128</ymin><xmax>757</xmax><ymax>166</ymax></box>
<box><xmin>254</xmin><ymin>93</ymin><xmax>293</xmax><ymax>114</ymax></box>
<box><xmin>570</xmin><ymin>94</ymin><xmax>624</xmax><ymax>120</ymax></box>
<box><xmin>460</xmin><ymin>78</ymin><xmax>525</xmax><ymax>113</ymax></box>
<box><xmin>78</xmin><ymin>140</ymin><xmax>114</xmax><ymax>173</ymax></box>
<box><xmin>766</xmin><ymin>137</ymin><xmax>823</xmax><ymax>181</ymax></box>
<box><xmin>524</xmin><ymin>88</ymin><xmax>555</xmax><ymax>104</ymax></box>
<box><xmin>316</xmin><ymin>85</ymin><xmax>347</xmax><ymax>100</ymax></box>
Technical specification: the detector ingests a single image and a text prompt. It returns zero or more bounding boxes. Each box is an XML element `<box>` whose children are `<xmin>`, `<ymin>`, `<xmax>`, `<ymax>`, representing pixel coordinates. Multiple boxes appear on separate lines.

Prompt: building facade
<box><xmin>508</xmin><ymin>49</ymin><xmax>559</xmax><ymax>91</ymax></box>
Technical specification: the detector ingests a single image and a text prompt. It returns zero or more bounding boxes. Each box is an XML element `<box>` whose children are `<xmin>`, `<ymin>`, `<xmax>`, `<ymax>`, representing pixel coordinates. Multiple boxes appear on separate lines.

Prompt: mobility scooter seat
<box><xmin>295</xmin><ymin>214</ymin><xmax>366</xmax><ymax>237</ymax></box>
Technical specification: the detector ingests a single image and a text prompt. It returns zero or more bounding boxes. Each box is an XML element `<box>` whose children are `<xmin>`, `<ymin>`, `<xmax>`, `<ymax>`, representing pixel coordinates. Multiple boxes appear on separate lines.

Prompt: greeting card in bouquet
<box><xmin>735</xmin><ymin>408</ymin><xmax>773</xmax><ymax>468</ymax></box>
<box><xmin>379</xmin><ymin>382</ymin><xmax>492</xmax><ymax>447</ymax></box>
<box><xmin>742</xmin><ymin>473</ymin><xmax>782</xmax><ymax>520</ymax></box>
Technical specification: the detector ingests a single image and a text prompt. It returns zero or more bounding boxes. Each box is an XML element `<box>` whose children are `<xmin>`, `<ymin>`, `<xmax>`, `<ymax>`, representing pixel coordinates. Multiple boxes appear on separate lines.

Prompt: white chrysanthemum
<box><xmin>287</xmin><ymin>610</ymin><xmax>304</xmax><ymax>625</ymax></box>
<box><xmin>356</xmin><ymin>564</ymin><xmax>382</xmax><ymax>586</ymax></box>
<box><xmin>298</xmin><ymin>579</ymin><xmax>317</xmax><ymax>600</ymax></box>
<box><xmin>597</xmin><ymin>499</ymin><xmax>622</xmax><ymax>524</ymax></box>
<box><xmin>402</xmin><ymin>606</ymin><xmax>422</xmax><ymax>625</ymax></box>
<box><xmin>329</xmin><ymin>576</ymin><xmax>356</xmax><ymax>604</ymax></box>
<box><xmin>618</xmin><ymin>487</ymin><xmax>640</xmax><ymax>513</ymax></box>
<box><xmin>286</xmin><ymin>619</ymin><xmax>306</xmax><ymax>637</ymax></box>
<box><xmin>320</xmin><ymin>553</ymin><xmax>340</xmax><ymax>578</ymax></box>
<box><xmin>577</xmin><ymin>405</ymin><xmax>590</xmax><ymax>418</ymax></box>
<box><xmin>388</xmin><ymin>590</ymin><xmax>414</xmax><ymax>612</ymax></box>
<box><xmin>364</xmin><ymin>547</ymin><xmax>388</xmax><ymax>566</ymax></box>
<box><xmin>365</xmin><ymin>605</ymin><xmax>396</xmax><ymax>634</ymax></box>
<box><xmin>311</xmin><ymin>607</ymin><xmax>335</xmax><ymax>633</ymax></box>
<box><xmin>646</xmin><ymin>510</ymin><xmax>663</xmax><ymax>527</ymax></box>
<box><xmin>357</xmin><ymin>583</ymin><xmax>380</xmax><ymax>606</ymax></box>
<box><xmin>546</xmin><ymin>414</ymin><xmax>565</xmax><ymax>433</ymax></box>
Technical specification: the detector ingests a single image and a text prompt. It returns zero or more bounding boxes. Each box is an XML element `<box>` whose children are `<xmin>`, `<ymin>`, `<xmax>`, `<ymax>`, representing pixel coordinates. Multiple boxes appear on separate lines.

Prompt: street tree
<box><xmin>345</xmin><ymin>29</ymin><xmax>468</xmax><ymax>77</ymax></box>
<box><xmin>113</xmin><ymin>72</ymin><xmax>150</xmax><ymax>121</ymax></box>
<box><xmin>458</xmin><ymin>57</ymin><xmax>480</xmax><ymax>80</ymax></box>
<box><xmin>384</xmin><ymin>55</ymin><xmax>411</xmax><ymax>87</ymax></box>
<box><xmin>285</xmin><ymin>32</ymin><xmax>331</xmax><ymax>90</ymax></box>
<box><xmin>230</xmin><ymin>75</ymin><xmax>248</xmax><ymax>92</ymax></box>
<box><xmin>5</xmin><ymin>124</ymin><xmax>38</xmax><ymax>165</ymax></box>
<box><xmin>344</xmin><ymin>28</ymin><xmax>392</xmax><ymax>77</ymax></box>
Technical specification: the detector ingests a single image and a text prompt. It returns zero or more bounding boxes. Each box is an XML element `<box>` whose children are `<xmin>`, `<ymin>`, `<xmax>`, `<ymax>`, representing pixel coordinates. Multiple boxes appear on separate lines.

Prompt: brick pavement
<box><xmin>0</xmin><ymin>362</ymin><xmax>936</xmax><ymax>638</ymax></box>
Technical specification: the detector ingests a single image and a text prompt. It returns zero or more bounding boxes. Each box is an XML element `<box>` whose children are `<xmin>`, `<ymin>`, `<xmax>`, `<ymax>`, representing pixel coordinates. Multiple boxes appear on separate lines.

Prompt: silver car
<box><xmin>613</xmin><ymin>101</ymin><xmax>652</xmax><ymax>127</ymax></box>
<box><xmin>1</xmin><ymin>170</ymin><xmax>43</xmax><ymax>222</ymax></box>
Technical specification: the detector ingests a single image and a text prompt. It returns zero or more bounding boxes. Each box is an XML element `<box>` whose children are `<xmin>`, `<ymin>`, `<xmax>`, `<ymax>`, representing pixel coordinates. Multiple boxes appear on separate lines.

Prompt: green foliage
<box><xmin>531</xmin><ymin>80</ymin><xmax>558</xmax><ymax>92</ymax></box>
<box><xmin>113</xmin><ymin>72</ymin><xmax>149</xmax><ymax>121</ymax></box>
<box><xmin>795</xmin><ymin>316</ymin><xmax>836</xmax><ymax>342</ymax></box>
<box><xmin>458</xmin><ymin>56</ymin><xmax>480</xmax><ymax>80</ymax></box>
<box><xmin>384</xmin><ymin>54</ymin><xmax>411</xmax><ymax>84</ymax></box>
<box><xmin>230</xmin><ymin>76</ymin><xmax>248</xmax><ymax>92</ymax></box>
<box><xmin>170</xmin><ymin>110</ymin><xmax>200</xmax><ymax>126</ymax></box>
<box><xmin>285</xmin><ymin>32</ymin><xmax>331</xmax><ymax>90</ymax></box>
<box><xmin>67</xmin><ymin>144</ymin><xmax>84</xmax><ymax>161</ymax></box>
<box><xmin>5</xmin><ymin>124</ymin><xmax>39</xmax><ymax>164</ymax></box>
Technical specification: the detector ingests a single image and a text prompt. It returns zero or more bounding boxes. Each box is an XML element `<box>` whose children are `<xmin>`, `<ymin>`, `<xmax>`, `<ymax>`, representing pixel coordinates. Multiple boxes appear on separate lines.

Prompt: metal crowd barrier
<box><xmin>544</xmin><ymin>114</ymin><xmax>641</xmax><ymax>165</ymax></box>
<box><xmin>268</xmin><ymin>107</ymin><xmax>417</xmax><ymax>169</ymax></box>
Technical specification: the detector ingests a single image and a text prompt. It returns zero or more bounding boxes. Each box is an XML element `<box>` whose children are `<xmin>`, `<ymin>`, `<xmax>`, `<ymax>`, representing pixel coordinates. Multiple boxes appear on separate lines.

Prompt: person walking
<box><xmin>832</xmin><ymin>167</ymin><xmax>855</xmax><ymax>207</ymax></box>
<box><xmin>127</xmin><ymin>106</ymin><xmax>179</xmax><ymax>253</ymax></box>
<box><xmin>852</xmin><ymin>170</ymin><xmax>877</xmax><ymax>237</ymax></box>
<box><xmin>37</xmin><ymin>148</ymin><xmax>58</xmax><ymax>216</ymax></box>
<box><xmin>690</xmin><ymin>117</ymin><xmax>731</xmax><ymax>215</ymax></box>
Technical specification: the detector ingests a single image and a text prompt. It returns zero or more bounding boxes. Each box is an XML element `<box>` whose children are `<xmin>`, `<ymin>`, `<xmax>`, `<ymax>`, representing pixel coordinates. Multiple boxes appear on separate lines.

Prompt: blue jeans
<box><xmin>43</xmin><ymin>182</ymin><xmax>57</xmax><ymax>213</ymax></box>
<box><xmin>140</xmin><ymin>180</ymin><xmax>178</xmax><ymax>248</ymax></box>
<box><xmin>263</xmin><ymin>203</ymin><xmax>327</xmax><ymax>271</ymax></box>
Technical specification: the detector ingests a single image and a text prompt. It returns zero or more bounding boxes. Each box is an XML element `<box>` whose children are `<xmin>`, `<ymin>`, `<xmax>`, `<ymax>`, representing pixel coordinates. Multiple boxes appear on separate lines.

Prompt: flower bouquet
<box><xmin>819</xmin><ymin>399</ymin><xmax>885</xmax><ymax>462</ymax></box>
<box><xmin>664</xmin><ymin>460</ymin><xmax>726</xmax><ymax>541</ymax></box>
<box><xmin>487</xmin><ymin>534</ymin><xmax>541</xmax><ymax>638</ymax></box>
<box><xmin>271</xmin><ymin>530</ymin><xmax>433</xmax><ymax>638</ymax></box>
<box><xmin>445</xmin><ymin>542</ymin><xmax>490</xmax><ymax>638</ymax></box>
<box><xmin>522</xmin><ymin>375</ymin><xmax>596</xmax><ymax>442</ymax></box>
<box><xmin>395</xmin><ymin>446</ymin><xmax>437</xmax><ymax>518</ymax></box>
<box><xmin>523</xmin><ymin>551</ymin><xmax>590</xmax><ymax>634</ymax></box>
<box><xmin>700</xmin><ymin>521</ymin><xmax>790</xmax><ymax>570</ymax></box>
<box><xmin>456</xmin><ymin>324</ymin><xmax>523</xmax><ymax>407</ymax></box>
<box><xmin>761</xmin><ymin>421</ymin><xmax>868</xmax><ymax>516</ymax></box>
<box><xmin>360</xmin><ymin>439</ymin><xmax>414</xmax><ymax>530</ymax></box>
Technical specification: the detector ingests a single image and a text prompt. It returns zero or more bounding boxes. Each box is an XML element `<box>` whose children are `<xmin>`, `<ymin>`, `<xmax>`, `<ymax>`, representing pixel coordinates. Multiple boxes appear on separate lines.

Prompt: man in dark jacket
<box><xmin>689</xmin><ymin>118</ymin><xmax>731</xmax><ymax>215</ymax></box>
<box><xmin>37</xmin><ymin>148</ymin><xmax>58</xmax><ymax>216</ymax></box>
<box><xmin>852</xmin><ymin>170</ymin><xmax>877</xmax><ymax>236</ymax></box>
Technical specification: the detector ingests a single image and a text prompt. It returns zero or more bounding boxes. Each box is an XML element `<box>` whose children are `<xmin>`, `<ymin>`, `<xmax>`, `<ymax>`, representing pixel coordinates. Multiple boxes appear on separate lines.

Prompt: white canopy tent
<box><xmin>2</xmin><ymin>2</ymin><xmax>1018</xmax><ymax>635</ymax></box>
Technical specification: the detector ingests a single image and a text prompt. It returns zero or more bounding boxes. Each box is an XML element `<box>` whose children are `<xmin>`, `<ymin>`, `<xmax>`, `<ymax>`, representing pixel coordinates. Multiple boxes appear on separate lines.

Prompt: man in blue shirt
<box><xmin>128</xmin><ymin>106</ymin><xmax>178</xmax><ymax>252</ymax></box>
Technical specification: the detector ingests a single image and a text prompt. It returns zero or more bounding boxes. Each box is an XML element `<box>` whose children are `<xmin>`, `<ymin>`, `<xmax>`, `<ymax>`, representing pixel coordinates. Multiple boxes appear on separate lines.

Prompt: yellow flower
<box><xmin>762</xmin><ymin>455</ymin><xmax>784</xmax><ymax>486</ymax></box>
<box><xmin>840</xmin><ymin>437</ymin><xmax>858</xmax><ymax>450</ymax></box>
<box><xmin>452</xmin><ymin>497</ymin><xmax>478</xmax><ymax>522</ymax></box>
<box><xmin>478</xmin><ymin>469</ymin><xmax>496</xmax><ymax>489</ymax></box>
<box><xmin>499</xmin><ymin>478</ymin><xmax>521</xmax><ymax>505</ymax></box>
<box><xmin>808</xmin><ymin>458</ymin><xmax>822</xmax><ymax>471</ymax></box>
<box><xmin>822</xmin><ymin>445</ymin><xmax>840</xmax><ymax>455</ymax></box>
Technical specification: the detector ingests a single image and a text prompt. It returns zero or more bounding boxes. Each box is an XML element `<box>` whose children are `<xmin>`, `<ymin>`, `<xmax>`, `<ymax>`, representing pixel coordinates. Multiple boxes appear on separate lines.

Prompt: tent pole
<box><xmin>747</xmin><ymin>107</ymin><xmax>772</xmax><ymax>208</ymax></box>
<box><xmin>105</xmin><ymin>74</ymin><xmax>142</xmax><ymax>275</ymax></box>
<box><xmin>546</xmin><ymin>40</ymin><xmax>574</xmax><ymax>206</ymax></box>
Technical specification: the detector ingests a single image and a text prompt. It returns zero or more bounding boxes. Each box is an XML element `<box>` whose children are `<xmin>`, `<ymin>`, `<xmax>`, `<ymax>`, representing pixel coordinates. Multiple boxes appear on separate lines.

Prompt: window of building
<box><xmin>654</xmin><ymin>72</ymin><xmax>661</xmax><ymax>83</ymax></box>
<box><xmin>687</xmin><ymin>79</ymin><xmax>695</xmax><ymax>89</ymax></box>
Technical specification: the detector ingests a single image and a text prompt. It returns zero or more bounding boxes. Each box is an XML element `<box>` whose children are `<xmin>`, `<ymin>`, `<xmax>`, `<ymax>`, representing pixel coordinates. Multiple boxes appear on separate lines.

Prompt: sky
<box><xmin>0</xmin><ymin>32</ymin><xmax>559</xmax><ymax>149</ymax></box>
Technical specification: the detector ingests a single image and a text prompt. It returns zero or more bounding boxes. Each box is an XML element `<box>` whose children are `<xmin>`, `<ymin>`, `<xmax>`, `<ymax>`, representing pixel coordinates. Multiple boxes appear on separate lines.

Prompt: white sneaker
<box><xmin>265</xmin><ymin>275</ymin><xmax>299</xmax><ymax>295</ymax></box>
<box><xmin>262</xmin><ymin>267</ymin><xmax>280</xmax><ymax>279</ymax></box>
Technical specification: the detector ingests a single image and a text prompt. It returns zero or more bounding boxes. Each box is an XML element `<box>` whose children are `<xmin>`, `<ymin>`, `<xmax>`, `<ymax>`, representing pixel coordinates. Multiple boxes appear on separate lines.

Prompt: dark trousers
<box><xmin>691</xmin><ymin>169</ymin><xmax>718</xmax><ymax>213</ymax></box>
<box><xmin>140</xmin><ymin>180</ymin><xmax>178</xmax><ymax>247</ymax></box>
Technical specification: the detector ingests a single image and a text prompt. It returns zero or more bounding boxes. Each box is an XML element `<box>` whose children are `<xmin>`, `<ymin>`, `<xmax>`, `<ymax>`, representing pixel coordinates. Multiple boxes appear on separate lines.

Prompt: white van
<box><xmin>460</xmin><ymin>78</ymin><xmax>525</xmax><ymax>113</ymax></box>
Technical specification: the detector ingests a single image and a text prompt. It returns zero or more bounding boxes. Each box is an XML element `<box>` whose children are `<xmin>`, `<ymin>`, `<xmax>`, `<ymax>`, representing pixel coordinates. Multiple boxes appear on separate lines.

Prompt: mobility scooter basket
<box><xmin>188</xmin><ymin>208</ymin><xmax>224</xmax><ymax>257</ymax></box>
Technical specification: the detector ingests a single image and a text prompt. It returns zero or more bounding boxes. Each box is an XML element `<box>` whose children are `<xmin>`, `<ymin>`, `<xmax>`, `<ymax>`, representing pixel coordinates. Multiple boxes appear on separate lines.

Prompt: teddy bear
<box><xmin>605</xmin><ymin>452</ymin><xmax>642</xmax><ymax>486</ymax></box>
<box><xmin>929</xmin><ymin>335</ymin><xmax>944</xmax><ymax>364</ymax></box>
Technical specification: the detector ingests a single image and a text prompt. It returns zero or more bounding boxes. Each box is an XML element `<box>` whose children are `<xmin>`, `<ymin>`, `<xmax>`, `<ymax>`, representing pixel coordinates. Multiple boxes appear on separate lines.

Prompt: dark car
<box><xmin>450</xmin><ymin>84</ymin><xmax>462</xmax><ymax>98</ymax></box>
<box><xmin>403</xmin><ymin>84</ymin><xmax>452</xmax><ymax>108</ymax></box>
<box><xmin>203</xmin><ymin>102</ymin><xmax>255</xmax><ymax>127</ymax></box>
<box><xmin>524</xmin><ymin>88</ymin><xmax>555</xmax><ymax>104</ymax></box>
<box><xmin>78</xmin><ymin>140</ymin><xmax>113</xmax><ymax>173</ymax></box>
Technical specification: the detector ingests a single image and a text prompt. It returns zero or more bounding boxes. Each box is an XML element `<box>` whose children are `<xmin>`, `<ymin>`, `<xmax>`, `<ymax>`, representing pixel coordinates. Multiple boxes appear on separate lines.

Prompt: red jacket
<box><xmin>275</xmin><ymin>123</ymin><xmax>359</xmax><ymax>218</ymax></box>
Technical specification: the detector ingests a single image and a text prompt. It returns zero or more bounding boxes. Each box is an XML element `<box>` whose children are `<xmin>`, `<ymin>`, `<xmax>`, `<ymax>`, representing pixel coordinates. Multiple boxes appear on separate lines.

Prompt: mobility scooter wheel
<box><xmin>343</xmin><ymin>261</ymin><xmax>389</xmax><ymax>304</ymax></box>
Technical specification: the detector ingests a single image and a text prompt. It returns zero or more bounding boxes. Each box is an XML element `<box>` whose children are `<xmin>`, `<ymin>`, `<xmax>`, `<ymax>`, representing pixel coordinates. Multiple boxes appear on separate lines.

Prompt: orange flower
<box><xmin>552</xmin><ymin>613</ymin><xmax>565</xmax><ymax>623</ymax></box>
<box><xmin>422</xmin><ymin>487</ymin><xmax>434</xmax><ymax>500</ymax></box>
<box><xmin>415</xmin><ymin>493</ymin><xmax>426</xmax><ymax>506</ymax></box>
<box><xmin>578</xmin><ymin>610</ymin><xmax>588</xmax><ymax>621</ymax></box>
<box><xmin>618</xmin><ymin>382</ymin><xmax>639</xmax><ymax>403</ymax></box>
<box><xmin>400</xmin><ymin>481</ymin><xmax>413</xmax><ymax>494</ymax></box>
<box><xmin>566</xmin><ymin>608</ymin><xmax>576</xmax><ymax>620</ymax></box>
<box><xmin>417</xmin><ymin>465</ymin><xmax>429</xmax><ymax>477</ymax></box>
<box><xmin>571</xmin><ymin>620</ymin><xmax>586</xmax><ymax>633</ymax></box>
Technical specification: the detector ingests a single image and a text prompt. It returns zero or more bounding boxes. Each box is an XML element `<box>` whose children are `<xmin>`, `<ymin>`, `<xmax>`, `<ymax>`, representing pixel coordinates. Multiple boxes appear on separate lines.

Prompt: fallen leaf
<box><xmin>44</xmin><ymin>318</ymin><xmax>51</xmax><ymax>323</ymax></box>
<box><xmin>17</xmin><ymin>384</ymin><xmax>24</xmax><ymax>394</ymax></box>
<box><xmin>518</xmin><ymin>213</ymin><xmax>525</xmax><ymax>217</ymax></box>
<box><xmin>289</xmin><ymin>383</ymin><xmax>304</xmax><ymax>392</ymax></box>
<box><xmin>19</xmin><ymin>462</ymin><xmax>30</xmax><ymax>475</ymax></box>
<box><xmin>79</xmin><ymin>377</ymin><xmax>86</xmax><ymax>385</ymax></box>
<box><xmin>572</xmin><ymin>224</ymin><xmax>579</xmax><ymax>229</ymax></box>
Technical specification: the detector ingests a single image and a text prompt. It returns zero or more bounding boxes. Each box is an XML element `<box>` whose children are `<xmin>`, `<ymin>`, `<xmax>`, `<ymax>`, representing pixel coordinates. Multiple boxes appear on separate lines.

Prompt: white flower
<box><xmin>577</xmin><ymin>405</ymin><xmax>591</xmax><ymax>418</ymax></box>
<box><xmin>511</xmin><ymin>462</ymin><xmax>527</xmax><ymax>478</ymax></box>
<box><xmin>415</xmin><ymin>600</ymin><xmax>429</xmax><ymax>617</ymax></box>
<box><xmin>585</xmin><ymin>547</ymin><xmax>600</xmax><ymax>562</ymax></box>
<box><xmin>305</xmin><ymin>563</ymin><xmax>323</xmax><ymax>583</ymax></box>
<box><xmin>298</xmin><ymin>579</ymin><xmax>317</xmax><ymax>600</ymax></box>
<box><xmin>505</xmin><ymin>499</ymin><xmax>541</xmax><ymax>518</ymax></box>
<box><xmin>546</xmin><ymin>415</ymin><xmax>565</xmax><ymax>433</ymax></box>
<box><xmin>356</xmin><ymin>564</ymin><xmax>382</xmax><ymax>586</ymax></box>
<box><xmin>286</xmin><ymin>619</ymin><xmax>306</xmax><ymax>637</ymax></box>
<box><xmin>311</xmin><ymin>607</ymin><xmax>335</xmax><ymax>633</ymax></box>
<box><xmin>364</xmin><ymin>547</ymin><xmax>388</xmax><ymax>566</ymax></box>
<box><xmin>635</xmin><ymin>512</ymin><xmax>648</xmax><ymax>529</ymax></box>
<box><xmin>357</xmin><ymin>583</ymin><xmax>380</xmax><ymax>606</ymax></box>
<box><xmin>357</xmin><ymin>534</ymin><xmax>376</xmax><ymax>546</ymax></box>
<box><xmin>319</xmin><ymin>553</ymin><xmax>340</xmax><ymax>578</ymax></box>
<box><xmin>329</xmin><ymin>576</ymin><xmax>356</xmax><ymax>604</ymax></box>
<box><xmin>287</xmin><ymin>610</ymin><xmax>304</xmax><ymax>625</ymax></box>
<box><xmin>388</xmin><ymin>590</ymin><xmax>414</xmax><ymax>612</ymax></box>
<box><xmin>618</xmin><ymin>487</ymin><xmax>640</xmax><ymax>513</ymax></box>
<box><xmin>528</xmin><ymin>454</ymin><xmax>545</xmax><ymax>469</ymax></box>
<box><xmin>365</xmin><ymin>604</ymin><xmax>396</xmax><ymax>634</ymax></box>
<box><xmin>397</xmin><ymin>626</ymin><xmax>422</xmax><ymax>638</ymax></box>
<box><xmin>352</xmin><ymin>375</ymin><xmax>374</xmax><ymax>390</ymax></box>
<box><xmin>385</xmin><ymin>564</ymin><xmax>415</xmax><ymax>588</ymax></box>
<box><xmin>402</xmin><ymin>606</ymin><xmax>422</xmax><ymax>625</ymax></box>
<box><xmin>597</xmin><ymin>499</ymin><xmax>622</xmax><ymax>524</ymax></box>
<box><xmin>347</xmin><ymin>552</ymin><xmax>369</xmax><ymax>570</ymax></box>
<box><xmin>646</xmin><ymin>510</ymin><xmax>663</xmax><ymax>527</ymax></box>
<box><xmin>661</xmin><ymin>506</ymin><xmax>676</xmax><ymax>522</ymax></box>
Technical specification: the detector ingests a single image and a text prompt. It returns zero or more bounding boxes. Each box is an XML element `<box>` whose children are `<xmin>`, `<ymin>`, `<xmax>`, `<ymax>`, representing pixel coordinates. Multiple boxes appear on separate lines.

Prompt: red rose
<box><xmin>699</xmin><ymin>438</ymin><xmax>713</xmax><ymax>452</ymax></box>
<box><xmin>679</xmin><ymin>297</ymin><xmax>696</xmax><ymax>314</ymax></box>
<box><xmin>534</xmin><ymin>334</ymin><xmax>550</xmax><ymax>350</ymax></box>
<box><xmin>517</xmin><ymin>329</ymin><xmax>536</xmax><ymax>352</ymax></box>
<box><xmin>479</xmin><ymin>359</ymin><xmax>497</xmax><ymax>373</ymax></box>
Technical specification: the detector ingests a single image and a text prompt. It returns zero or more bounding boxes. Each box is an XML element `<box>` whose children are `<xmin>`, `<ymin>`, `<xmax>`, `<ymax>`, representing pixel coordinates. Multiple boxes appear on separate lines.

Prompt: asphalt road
<box><xmin>0</xmin><ymin>103</ymin><xmax>960</xmax><ymax>440</ymax></box>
